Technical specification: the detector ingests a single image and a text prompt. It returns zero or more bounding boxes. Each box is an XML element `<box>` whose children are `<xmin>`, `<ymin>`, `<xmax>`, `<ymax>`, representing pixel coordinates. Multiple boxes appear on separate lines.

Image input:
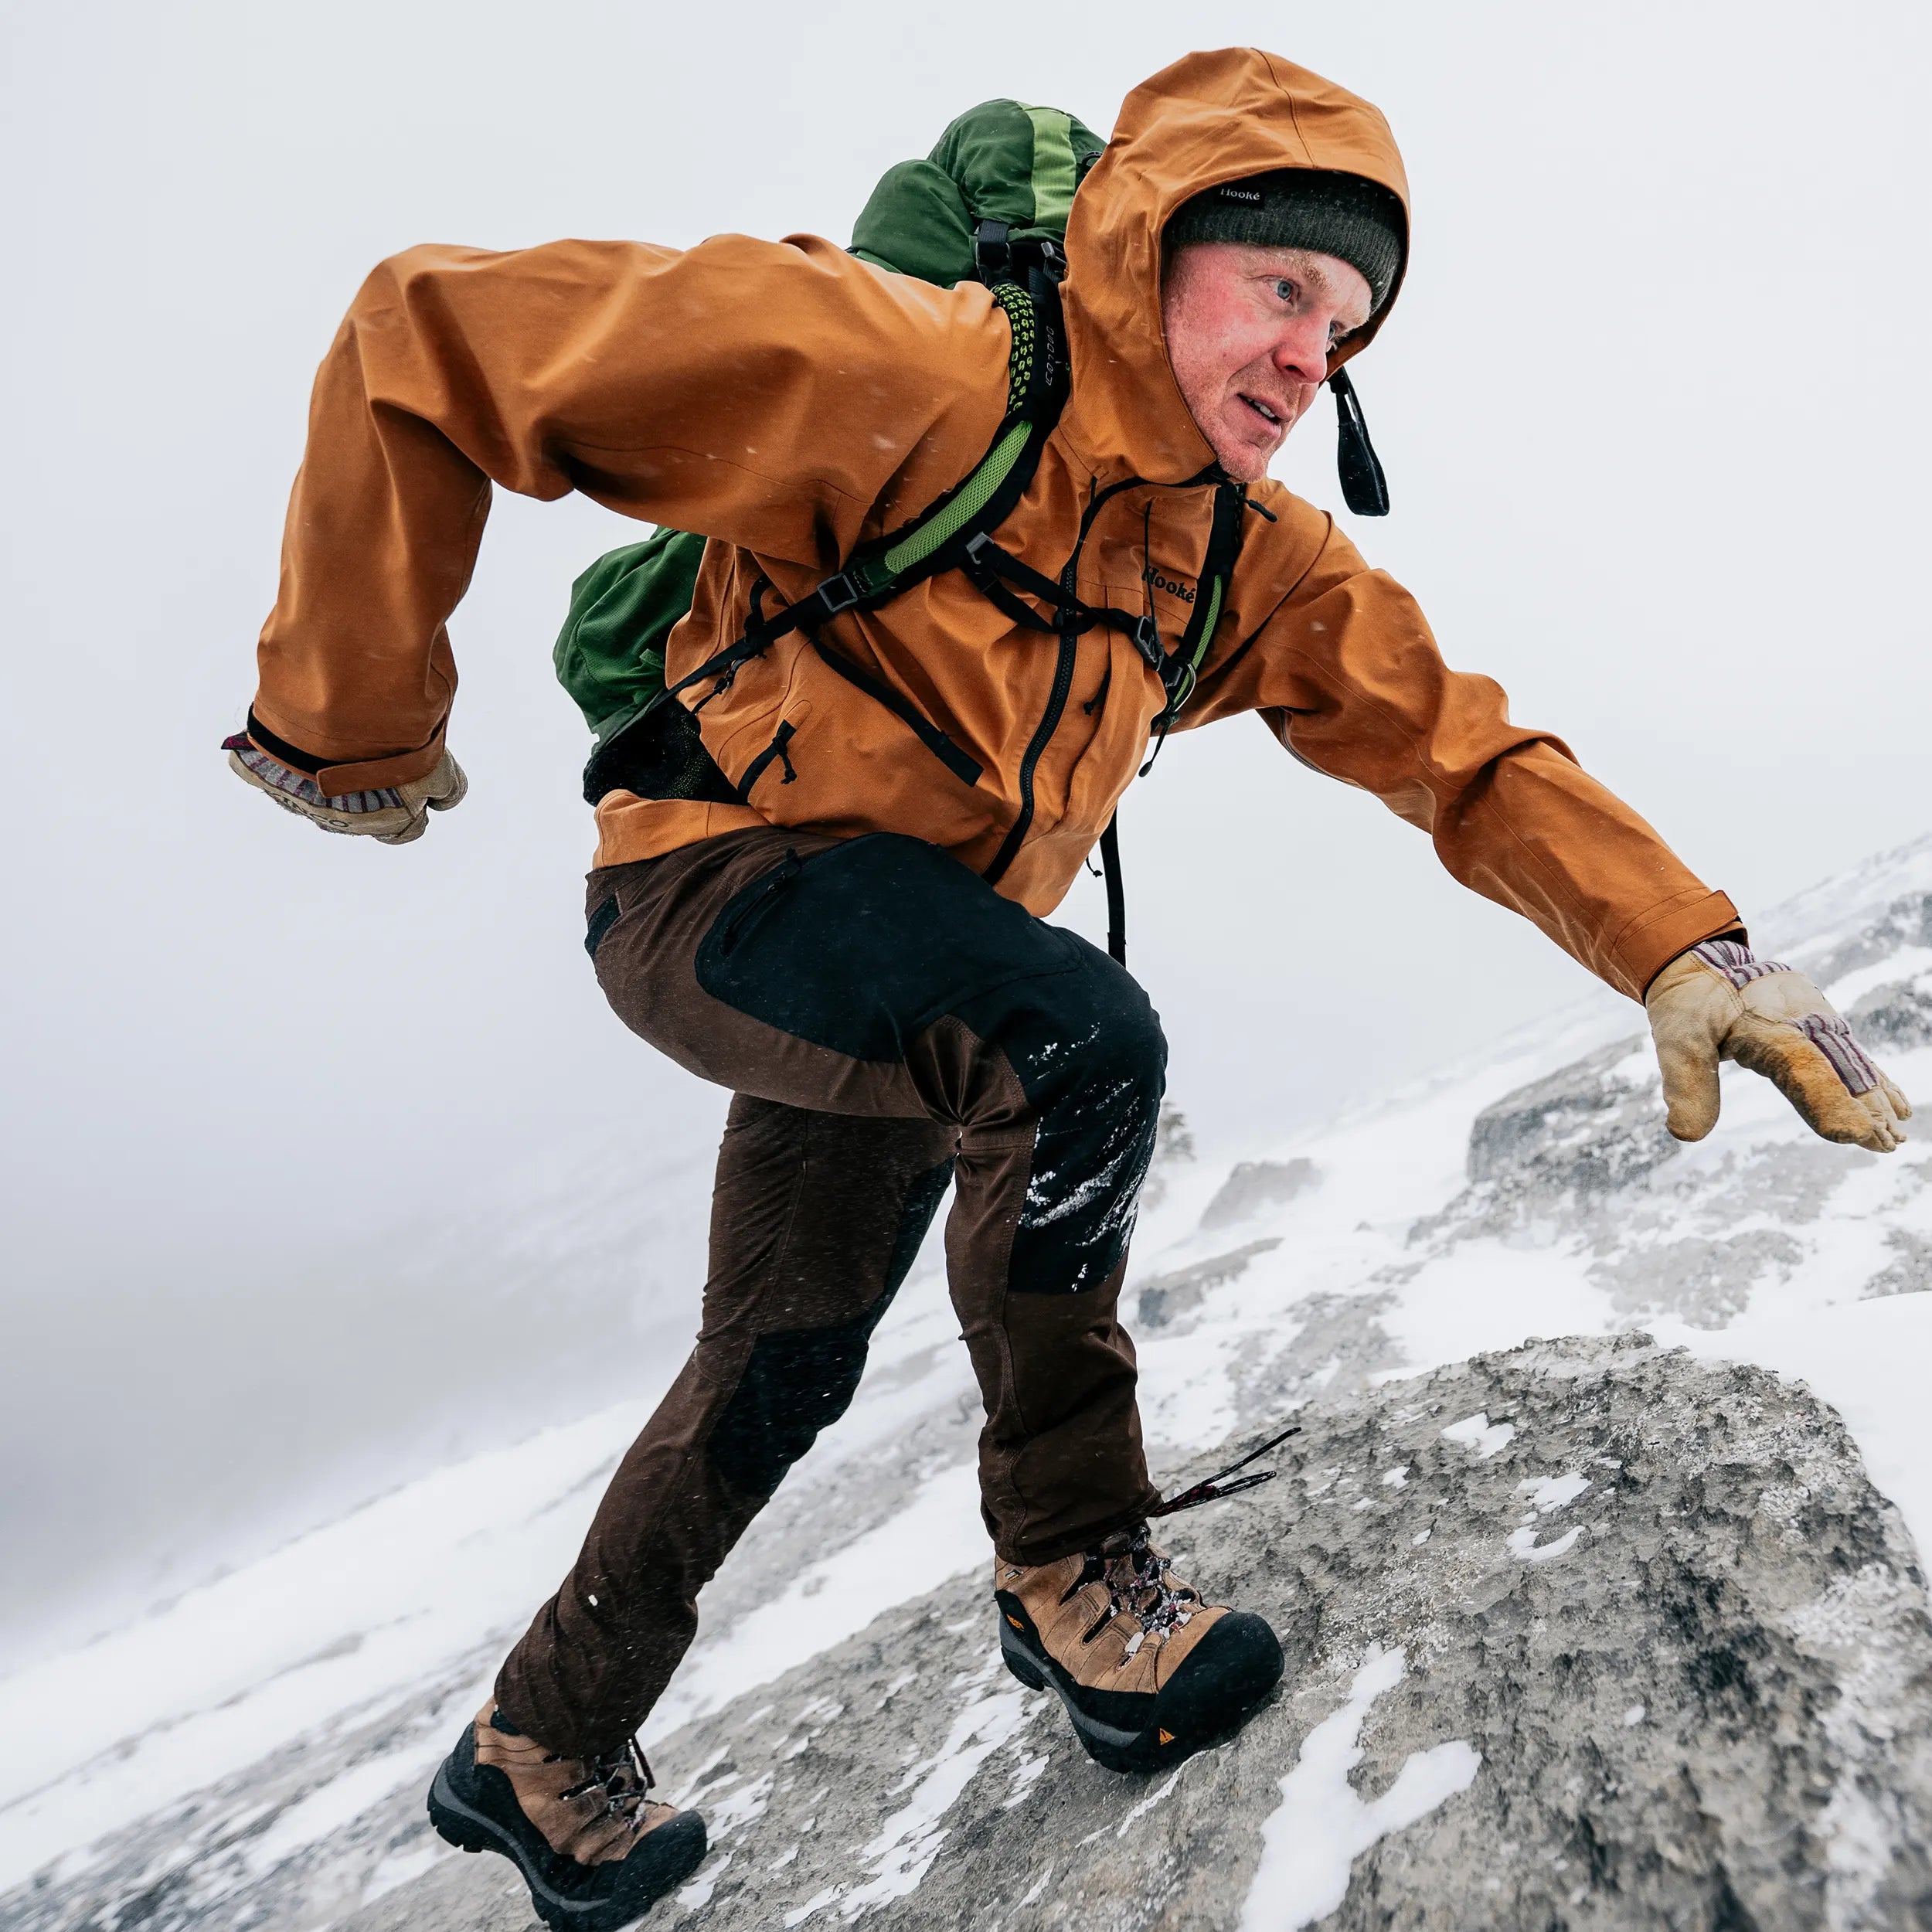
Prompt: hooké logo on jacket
<box><xmin>1147</xmin><ymin>570</ymin><xmax>1196</xmax><ymax>604</ymax></box>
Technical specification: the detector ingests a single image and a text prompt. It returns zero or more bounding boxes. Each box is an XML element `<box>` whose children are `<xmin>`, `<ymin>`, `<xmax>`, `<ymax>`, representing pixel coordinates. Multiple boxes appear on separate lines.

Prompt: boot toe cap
<box><xmin>1162</xmin><ymin>1610</ymin><xmax>1284</xmax><ymax>1738</ymax></box>
<box><xmin>611</xmin><ymin>1808</ymin><xmax>709</xmax><ymax>1906</ymax></box>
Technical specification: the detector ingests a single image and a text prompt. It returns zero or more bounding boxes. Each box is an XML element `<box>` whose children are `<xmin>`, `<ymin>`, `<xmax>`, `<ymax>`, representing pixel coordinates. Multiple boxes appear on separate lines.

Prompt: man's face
<box><xmin>1162</xmin><ymin>243</ymin><xmax>1375</xmax><ymax>482</ymax></box>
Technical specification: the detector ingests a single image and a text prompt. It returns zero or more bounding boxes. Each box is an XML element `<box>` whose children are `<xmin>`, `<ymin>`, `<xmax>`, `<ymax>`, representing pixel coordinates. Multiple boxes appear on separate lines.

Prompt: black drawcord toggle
<box><xmin>1330</xmin><ymin>366</ymin><xmax>1390</xmax><ymax>517</ymax></box>
<box><xmin>1150</xmin><ymin>1423</ymin><xmax>1302</xmax><ymax>1517</ymax></box>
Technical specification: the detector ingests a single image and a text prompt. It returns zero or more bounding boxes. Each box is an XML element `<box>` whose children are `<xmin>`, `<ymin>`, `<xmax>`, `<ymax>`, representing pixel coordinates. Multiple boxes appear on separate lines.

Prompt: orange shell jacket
<box><xmin>249</xmin><ymin>47</ymin><xmax>1737</xmax><ymax>1001</ymax></box>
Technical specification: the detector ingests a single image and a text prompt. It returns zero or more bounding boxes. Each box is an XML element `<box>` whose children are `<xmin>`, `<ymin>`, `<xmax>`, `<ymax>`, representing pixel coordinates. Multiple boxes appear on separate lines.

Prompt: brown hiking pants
<box><xmin>495</xmin><ymin>828</ymin><xmax>1166</xmax><ymax>1759</ymax></box>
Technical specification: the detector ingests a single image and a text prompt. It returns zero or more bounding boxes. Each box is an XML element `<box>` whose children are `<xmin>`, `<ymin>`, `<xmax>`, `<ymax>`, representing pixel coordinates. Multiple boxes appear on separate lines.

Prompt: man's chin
<box><xmin>1211</xmin><ymin>434</ymin><xmax>1274</xmax><ymax>484</ymax></box>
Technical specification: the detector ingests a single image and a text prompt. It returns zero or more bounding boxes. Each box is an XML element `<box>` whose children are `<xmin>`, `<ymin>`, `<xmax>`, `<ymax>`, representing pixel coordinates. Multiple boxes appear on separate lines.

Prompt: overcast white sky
<box><xmin>5</xmin><ymin>0</ymin><xmax>1929</xmax><ymax>1661</ymax></box>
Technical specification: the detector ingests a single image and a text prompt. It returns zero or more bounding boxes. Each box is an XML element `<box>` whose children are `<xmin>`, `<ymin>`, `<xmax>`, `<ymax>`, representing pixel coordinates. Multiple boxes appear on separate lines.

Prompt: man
<box><xmin>226</xmin><ymin>48</ymin><xmax>1908</xmax><ymax>1931</ymax></box>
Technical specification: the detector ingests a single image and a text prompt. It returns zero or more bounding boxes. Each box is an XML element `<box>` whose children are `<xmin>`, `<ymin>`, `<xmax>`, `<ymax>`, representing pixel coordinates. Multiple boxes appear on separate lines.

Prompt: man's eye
<box><xmin>1272</xmin><ymin>278</ymin><xmax>1296</xmax><ymax>303</ymax></box>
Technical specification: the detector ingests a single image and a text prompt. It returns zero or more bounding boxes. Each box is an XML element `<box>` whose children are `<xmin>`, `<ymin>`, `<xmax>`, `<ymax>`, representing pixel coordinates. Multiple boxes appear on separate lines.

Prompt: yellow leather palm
<box><xmin>1645</xmin><ymin>940</ymin><xmax>1910</xmax><ymax>1153</ymax></box>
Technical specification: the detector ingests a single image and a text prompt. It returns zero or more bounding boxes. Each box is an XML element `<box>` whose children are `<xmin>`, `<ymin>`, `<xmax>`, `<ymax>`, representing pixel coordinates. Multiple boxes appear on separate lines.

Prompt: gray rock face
<box><xmin>17</xmin><ymin>852</ymin><xmax>1932</xmax><ymax>1932</ymax></box>
<box><xmin>1199</xmin><ymin>1158</ymin><xmax>1321</xmax><ymax>1230</ymax></box>
<box><xmin>26</xmin><ymin>1339</ymin><xmax>1929</xmax><ymax>1932</ymax></box>
<box><xmin>1134</xmin><ymin>1239</ymin><xmax>1283</xmax><ymax>1333</ymax></box>
<box><xmin>1461</xmin><ymin>1037</ymin><xmax>1676</xmax><ymax>1205</ymax></box>
<box><xmin>1397</xmin><ymin>883</ymin><xmax>1932</xmax><ymax>1330</ymax></box>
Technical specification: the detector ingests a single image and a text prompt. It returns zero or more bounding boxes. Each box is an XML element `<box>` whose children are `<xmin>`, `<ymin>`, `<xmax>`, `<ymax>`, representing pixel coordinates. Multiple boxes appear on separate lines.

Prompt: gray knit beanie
<box><xmin>1165</xmin><ymin>170</ymin><xmax>1405</xmax><ymax>314</ymax></box>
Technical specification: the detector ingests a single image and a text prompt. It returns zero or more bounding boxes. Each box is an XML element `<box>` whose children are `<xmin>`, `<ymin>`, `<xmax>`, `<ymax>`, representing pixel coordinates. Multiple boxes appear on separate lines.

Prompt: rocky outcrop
<box><xmin>31</xmin><ymin>1338</ymin><xmax>1923</xmax><ymax>1932</ymax></box>
<box><xmin>380</xmin><ymin>1338</ymin><xmax>1932</xmax><ymax>1931</ymax></box>
<box><xmin>1199</xmin><ymin>1159</ymin><xmax>1321</xmax><ymax>1230</ymax></box>
<box><xmin>1134</xmin><ymin>1238</ymin><xmax>1283</xmax><ymax>1333</ymax></box>
<box><xmin>16</xmin><ymin>853</ymin><xmax>1932</xmax><ymax>1932</ymax></box>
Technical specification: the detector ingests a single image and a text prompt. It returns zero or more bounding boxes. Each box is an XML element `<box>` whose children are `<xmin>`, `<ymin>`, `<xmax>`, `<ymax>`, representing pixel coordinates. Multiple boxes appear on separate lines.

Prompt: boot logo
<box><xmin>1158</xmin><ymin>1728</ymin><xmax>1176</xmax><ymax>1745</ymax></box>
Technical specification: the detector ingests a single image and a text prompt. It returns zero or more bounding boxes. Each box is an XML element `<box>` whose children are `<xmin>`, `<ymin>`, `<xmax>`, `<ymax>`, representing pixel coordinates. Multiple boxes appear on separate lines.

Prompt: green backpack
<box><xmin>551</xmin><ymin>98</ymin><xmax>1256</xmax><ymax>959</ymax></box>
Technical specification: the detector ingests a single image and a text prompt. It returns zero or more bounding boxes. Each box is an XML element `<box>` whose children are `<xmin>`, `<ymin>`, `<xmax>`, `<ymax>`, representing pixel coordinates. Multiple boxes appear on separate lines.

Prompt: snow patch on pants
<box><xmin>1238</xmin><ymin>1647</ymin><xmax>1479</xmax><ymax>1931</ymax></box>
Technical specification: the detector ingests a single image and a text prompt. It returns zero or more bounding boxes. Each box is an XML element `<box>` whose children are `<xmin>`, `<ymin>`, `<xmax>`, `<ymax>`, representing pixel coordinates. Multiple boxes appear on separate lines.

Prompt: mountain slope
<box><xmin>10</xmin><ymin>835</ymin><xmax>1932</xmax><ymax>1930</ymax></box>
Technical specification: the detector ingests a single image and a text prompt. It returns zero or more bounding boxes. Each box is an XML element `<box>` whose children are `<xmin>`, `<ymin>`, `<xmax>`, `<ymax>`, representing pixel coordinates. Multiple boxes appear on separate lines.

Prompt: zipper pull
<box><xmin>1330</xmin><ymin>367</ymin><xmax>1390</xmax><ymax>517</ymax></box>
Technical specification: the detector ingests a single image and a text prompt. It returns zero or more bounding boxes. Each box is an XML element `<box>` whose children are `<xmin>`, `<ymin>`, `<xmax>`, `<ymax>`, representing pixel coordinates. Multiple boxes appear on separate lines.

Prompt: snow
<box><xmin>1237</xmin><ymin>1648</ymin><xmax>1480</xmax><ymax>1932</ymax></box>
<box><xmin>1823</xmin><ymin>947</ymin><xmax>1932</xmax><ymax>1009</ymax></box>
<box><xmin>361</xmin><ymin>1837</ymin><xmax>451</xmax><ymax>1902</ymax></box>
<box><xmin>1440</xmin><ymin>1413</ymin><xmax>1519</xmax><ymax>1461</ymax></box>
<box><xmin>648</xmin><ymin>1461</ymin><xmax>984</xmax><ymax>1737</ymax></box>
<box><xmin>242</xmin><ymin>1737</ymin><xmax>446</xmax><ymax>1875</ymax></box>
<box><xmin>778</xmin><ymin>1679</ymin><xmax>1043</xmax><ymax>1926</ymax></box>
<box><xmin>11</xmin><ymin>834</ymin><xmax>1932</xmax><ymax>1914</ymax></box>
<box><xmin>838</xmin><ymin>1685</ymin><xmax>1036</xmax><ymax>1919</ymax></box>
<box><xmin>0</xmin><ymin>1398</ymin><xmax>654</xmax><ymax>1891</ymax></box>
<box><xmin>1507</xmin><ymin>1525</ymin><xmax>1584</xmax><ymax>1563</ymax></box>
<box><xmin>1518</xmin><ymin>1474</ymin><xmax>1591</xmax><ymax>1513</ymax></box>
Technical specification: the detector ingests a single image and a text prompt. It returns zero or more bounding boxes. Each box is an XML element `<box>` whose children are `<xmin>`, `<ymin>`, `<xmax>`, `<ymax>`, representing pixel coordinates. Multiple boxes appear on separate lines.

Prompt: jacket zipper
<box><xmin>983</xmin><ymin>476</ymin><xmax>1149</xmax><ymax>886</ymax></box>
<box><xmin>734</xmin><ymin>720</ymin><xmax>798</xmax><ymax>802</ymax></box>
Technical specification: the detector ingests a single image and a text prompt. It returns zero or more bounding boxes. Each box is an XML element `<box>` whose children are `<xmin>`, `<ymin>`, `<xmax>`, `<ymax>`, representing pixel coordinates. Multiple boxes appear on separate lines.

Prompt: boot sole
<box><xmin>427</xmin><ymin>1761</ymin><xmax>707</xmax><ymax>1930</ymax></box>
<box><xmin>999</xmin><ymin>1614</ymin><xmax>1281</xmax><ymax>1776</ymax></box>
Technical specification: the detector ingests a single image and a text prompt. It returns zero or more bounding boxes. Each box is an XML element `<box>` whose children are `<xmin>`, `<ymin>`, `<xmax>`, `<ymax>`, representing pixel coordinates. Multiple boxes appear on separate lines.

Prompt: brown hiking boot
<box><xmin>995</xmin><ymin>1526</ymin><xmax>1282</xmax><ymax>1773</ymax></box>
<box><xmin>426</xmin><ymin>1702</ymin><xmax>707</xmax><ymax>1930</ymax></box>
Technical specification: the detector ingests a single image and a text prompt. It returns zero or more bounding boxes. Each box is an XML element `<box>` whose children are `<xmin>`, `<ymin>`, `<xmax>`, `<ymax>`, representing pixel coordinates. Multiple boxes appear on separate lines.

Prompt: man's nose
<box><xmin>1271</xmin><ymin>318</ymin><xmax>1332</xmax><ymax>386</ymax></box>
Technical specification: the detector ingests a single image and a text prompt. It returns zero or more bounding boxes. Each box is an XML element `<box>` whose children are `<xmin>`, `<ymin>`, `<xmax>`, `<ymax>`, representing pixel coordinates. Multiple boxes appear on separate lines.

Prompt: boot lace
<box><xmin>553</xmin><ymin>1736</ymin><xmax>658</xmax><ymax>1833</ymax></box>
<box><xmin>1065</xmin><ymin>1529</ymin><xmax>1200</xmax><ymax>1657</ymax></box>
<box><xmin>1057</xmin><ymin>1422</ymin><xmax>1304</xmax><ymax>1659</ymax></box>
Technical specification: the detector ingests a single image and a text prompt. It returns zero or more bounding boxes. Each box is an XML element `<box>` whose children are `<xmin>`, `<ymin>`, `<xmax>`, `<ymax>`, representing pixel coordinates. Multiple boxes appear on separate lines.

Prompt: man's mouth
<box><xmin>1239</xmin><ymin>394</ymin><xmax>1283</xmax><ymax>430</ymax></box>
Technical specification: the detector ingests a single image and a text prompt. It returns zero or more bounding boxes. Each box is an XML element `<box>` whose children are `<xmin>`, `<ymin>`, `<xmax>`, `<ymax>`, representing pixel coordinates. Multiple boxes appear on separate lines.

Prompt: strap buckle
<box><xmin>815</xmin><ymin>570</ymin><xmax>866</xmax><ymax>616</ymax></box>
<box><xmin>1130</xmin><ymin>613</ymin><xmax>1162</xmax><ymax>668</ymax></box>
<box><xmin>961</xmin><ymin>532</ymin><xmax>1004</xmax><ymax>588</ymax></box>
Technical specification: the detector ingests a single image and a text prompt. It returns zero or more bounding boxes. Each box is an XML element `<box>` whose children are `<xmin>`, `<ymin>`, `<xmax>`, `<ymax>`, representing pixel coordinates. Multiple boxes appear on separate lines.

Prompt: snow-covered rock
<box><xmin>12</xmin><ymin>834</ymin><xmax>1932</xmax><ymax>1930</ymax></box>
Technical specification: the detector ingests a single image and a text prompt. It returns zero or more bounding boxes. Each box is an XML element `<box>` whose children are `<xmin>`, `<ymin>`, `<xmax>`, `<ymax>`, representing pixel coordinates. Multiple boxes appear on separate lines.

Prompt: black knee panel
<box><xmin>708</xmin><ymin>1155</ymin><xmax>952</xmax><ymax>1498</ymax></box>
<box><xmin>687</xmin><ymin>828</ymin><xmax>1163</xmax><ymax>1298</ymax></box>
<box><xmin>708</xmin><ymin>1315</ymin><xmax>876</xmax><ymax>1498</ymax></box>
<box><xmin>973</xmin><ymin>937</ymin><xmax>1168</xmax><ymax>1296</ymax></box>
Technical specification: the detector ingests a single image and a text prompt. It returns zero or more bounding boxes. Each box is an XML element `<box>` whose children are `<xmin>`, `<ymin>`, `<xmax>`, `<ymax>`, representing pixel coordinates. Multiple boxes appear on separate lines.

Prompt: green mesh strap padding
<box><xmin>883</xmin><ymin>420</ymin><xmax>1034</xmax><ymax>574</ymax></box>
<box><xmin>879</xmin><ymin>284</ymin><xmax>1043</xmax><ymax>577</ymax></box>
<box><xmin>1188</xmin><ymin>577</ymin><xmax>1224</xmax><ymax>675</ymax></box>
<box><xmin>991</xmin><ymin>283</ymin><xmax>1036</xmax><ymax>410</ymax></box>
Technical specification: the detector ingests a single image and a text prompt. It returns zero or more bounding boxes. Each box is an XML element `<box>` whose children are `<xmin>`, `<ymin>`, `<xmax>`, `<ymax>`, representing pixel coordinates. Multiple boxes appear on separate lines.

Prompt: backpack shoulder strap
<box><xmin>814</xmin><ymin>282</ymin><xmax>1068</xmax><ymax>607</ymax></box>
<box><xmin>648</xmin><ymin>284</ymin><xmax>1068</xmax><ymax>723</ymax></box>
<box><xmin>1130</xmin><ymin>478</ymin><xmax>1250</xmax><ymax>781</ymax></box>
<box><xmin>1166</xmin><ymin>480</ymin><xmax>1248</xmax><ymax>714</ymax></box>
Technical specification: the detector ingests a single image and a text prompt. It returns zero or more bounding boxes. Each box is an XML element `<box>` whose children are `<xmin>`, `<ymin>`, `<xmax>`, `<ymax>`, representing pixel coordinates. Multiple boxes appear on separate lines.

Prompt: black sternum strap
<box><xmin>962</xmin><ymin>533</ymin><xmax>1162</xmax><ymax>668</ymax></box>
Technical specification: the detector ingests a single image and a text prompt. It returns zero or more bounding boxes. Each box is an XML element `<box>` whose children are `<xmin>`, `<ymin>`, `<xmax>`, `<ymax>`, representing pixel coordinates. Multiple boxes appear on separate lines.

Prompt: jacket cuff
<box><xmin>1612</xmin><ymin>889</ymin><xmax>1744</xmax><ymax>1000</ymax></box>
<box><xmin>246</xmin><ymin>706</ymin><xmax>448</xmax><ymax>795</ymax></box>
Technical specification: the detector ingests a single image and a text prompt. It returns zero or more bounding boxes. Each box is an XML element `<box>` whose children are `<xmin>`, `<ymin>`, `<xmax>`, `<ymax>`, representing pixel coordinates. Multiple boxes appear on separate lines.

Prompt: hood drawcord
<box><xmin>1331</xmin><ymin>367</ymin><xmax>1389</xmax><ymax>517</ymax></box>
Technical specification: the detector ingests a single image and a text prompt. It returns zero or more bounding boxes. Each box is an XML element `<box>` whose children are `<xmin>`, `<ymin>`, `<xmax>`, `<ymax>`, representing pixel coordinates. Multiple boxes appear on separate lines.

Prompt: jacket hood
<box><xmin>1060</xmin><ymin>48</ymin><xmax>1411</xmax><ymax>485</ymax></box>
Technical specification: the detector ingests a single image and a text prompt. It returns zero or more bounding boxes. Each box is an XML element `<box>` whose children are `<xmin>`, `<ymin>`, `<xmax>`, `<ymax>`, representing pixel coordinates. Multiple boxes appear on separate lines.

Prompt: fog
<box><xmin>4</xmin><ymin>0</ymin><xmax>1927</xmax><ymax>1670</ymax></box>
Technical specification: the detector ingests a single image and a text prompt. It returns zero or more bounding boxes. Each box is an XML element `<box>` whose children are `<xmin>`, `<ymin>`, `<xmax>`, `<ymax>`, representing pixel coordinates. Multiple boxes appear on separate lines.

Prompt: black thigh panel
<box><xmin>694</xmin><ymin>833</ymin><xmax>1081</xmax><ymax>1063</ymax></box>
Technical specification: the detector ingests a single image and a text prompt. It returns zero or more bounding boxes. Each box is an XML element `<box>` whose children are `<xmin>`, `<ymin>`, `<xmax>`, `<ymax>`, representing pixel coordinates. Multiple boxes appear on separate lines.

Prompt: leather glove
<box><xmin>1645</xmin><ymin>937</ymin><xmax>1911</xmax><ymax>1153</ymax></box>
<box><xmin>223</xmin><ymin>732</ymin><xmax>467</xmax><ymax>845</ymax></box>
